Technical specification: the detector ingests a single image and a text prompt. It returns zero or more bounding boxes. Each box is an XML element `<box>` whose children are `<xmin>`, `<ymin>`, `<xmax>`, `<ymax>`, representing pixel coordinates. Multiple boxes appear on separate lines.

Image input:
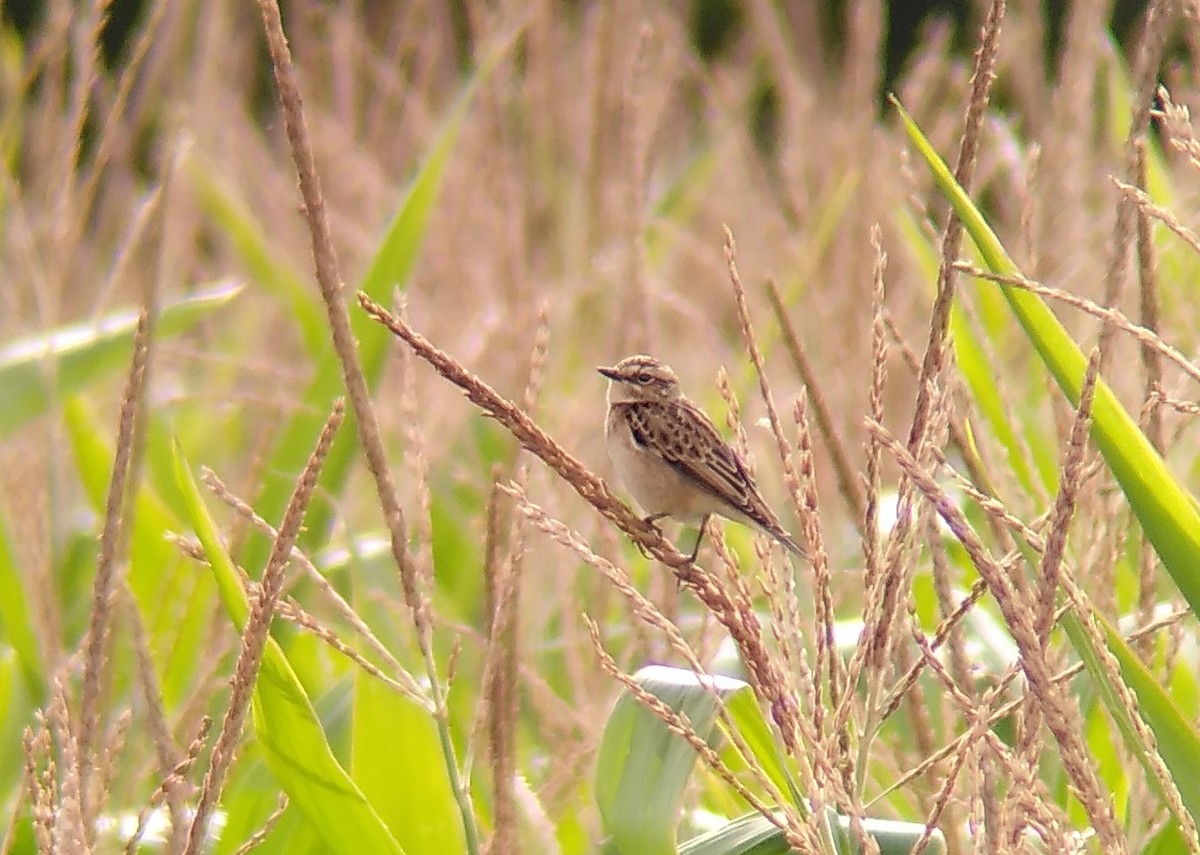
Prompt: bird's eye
<box><xmin>635</xmin><ymin>372</ymin><xmax>654</xmax><ymax>385</ymax></box>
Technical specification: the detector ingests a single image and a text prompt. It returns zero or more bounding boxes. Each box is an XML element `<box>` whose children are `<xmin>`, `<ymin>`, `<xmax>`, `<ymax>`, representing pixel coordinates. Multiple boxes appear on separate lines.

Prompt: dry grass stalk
<box><xmin>1134</xmin><ymin>139</ymin><xmax>1164</xmax><ymax>646</ymax></box>
<box><xmin>870</xmin><ymin>4</ymin><xmax>1006</xmax><ymax>700</ymax></box>
<box><xmin>251</xmin><ymin>0</ymin><xmax>437</xmax><ymax>719</ymax></box>
<box><xmin>184</xmin><ymin>398</ymin><xmax>344</xmax><ymax>853</ymax></box>
<box><xmin>1034</xmin><ymin>350</ymin><xmax>1099</xmax><ymax>643</ymax></box>
<box><xmin>955</xmin><ymin>262</ymin><xmax>1200</xmax><ymax>387</ymax></box>
<box><xmin>273</xmin><ymin>599</ymin><xmax>422</xmax><ymax>701</ymax></box>
<box><xmin>878</xmin><ymin>605</ymin><xmax>1191</xmax><ymax>813</ymax></box>
<box><xmin>1058</xmin><ymin>572</ymin><xmax>1200</xmax><ymax>852</ymax></box>
<box><xmin>78</xmin><ymin>308</ymin><xmax>152</xmax><ymax>826</ymax></box>
<box><xmin>867</xmin><ymin>417</ymin><xmax>1127</xmax><ymax>852</ymax></box>
<box><xmin>1114</xmin><ymin>177</ymin><xmax>1200</xmax><ymax>259</ymax></box>
<box><xmin>1155</xmin><ymin>85</ymin><xmax>1200</xmax><ymax>170</ymax></box>
<box><xmin>723</xmin><ymin>228</ymin><xmax>844</xmax><ymax>737</ymax></box>
<box><xmin>122</xmin><ymin>584</ymin><xmax>189</xmax><ymax>846</ymax></box>
<box><xmin>863</xmin><ymin>225</ymin><xmax>888</xmax><ymax>587</ymax></box>
<box><xmin>122</xmin><ymin>716</ymin><xmax>212</xmax><ymax>855</ymax></box>
<box><xmin>906</xmin><ymin>630</ymin><xmax>1006</xmax><ymax>852</ymax></box>
<box><xmin>484</xmin><ymin>309</ymin><xmax>549</xmax><ymax>855</ymax></box>
<box><xmin>1098</xmin><ymin>0</ymin><xmax>1175</xmax><ymax>363</ymax></box>
<box><xmin>230</xmin><ymin>793</ymin><xmax>290</xmax><ymax>855</ymax></box>
<box><xmin>22</xmin><ymin>723</ymin><xmax>55</xmax><ymax>854</ymax></box>
<box><xmin>1012</xmin><ymin>349</ymin><xmax>1099</xmax><ymax>844</ymax></box>
<box><xmin>766</xmin><ymin>278</ymin><xmax>865</xmax><ymax>528</ymax></box>
<box><xmin>395</xmin><ymin>297</ymin><xmax>437</xmax><ymax>625</ymax></box>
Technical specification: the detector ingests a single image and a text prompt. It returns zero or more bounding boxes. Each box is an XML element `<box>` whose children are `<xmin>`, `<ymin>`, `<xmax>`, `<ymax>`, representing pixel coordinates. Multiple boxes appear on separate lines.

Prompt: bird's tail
<box><xmin>773</xmin><ymin>528</ymin><xmax>810</xmax><ymax>561</ymax></box>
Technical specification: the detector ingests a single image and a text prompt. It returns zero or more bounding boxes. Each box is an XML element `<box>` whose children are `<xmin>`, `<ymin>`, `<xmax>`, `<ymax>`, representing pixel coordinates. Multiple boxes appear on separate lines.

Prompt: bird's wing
<box><xmin>624</xmin><ymin>400</ymin><xmax>807</xmax><ymax>558</ymax></box>
<box><xmin>625</xmin><ymin>400</ymin><xmax>759</xmax><ymax>514</ymax></box>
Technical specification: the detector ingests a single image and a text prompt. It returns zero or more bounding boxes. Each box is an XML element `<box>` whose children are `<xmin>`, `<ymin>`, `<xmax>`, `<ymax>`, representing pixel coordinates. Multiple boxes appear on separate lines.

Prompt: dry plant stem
<box><xmin>866</xmin><ymin>0</ymin><xmax>1004</xmax><ymax>721</ymax></box>
<box><xmin>1094</xmin><ymin>0</ymin><xmax>1169</xmax><ymax>367</ymax></box>
<box><xmin>122</xmin><ymin>716</ymin><xmax>211</xmax><ymax>855</ymax></box>
<box><xmin>905</xmin><ymin>0</ymin><xmax>1003</xmax><ymax>456</ymax></box>
<box><xmin>723</xmin><ymin>228</ymin><xmax>842</xmax><ymax>717</ymax></box>
<box><xmin>765</xmin><ymin>278</ymin><xmax>865</xmax><ymax>528</ymax></box>
<box><xmin>485</xmin><ymin>313</ymin><xmax>548</xmax><ymax>855</ymax></box>
<box><xmin>77</xmin><ymin>310</ymin><xmax>151</xmax><ymax>816</ymax></box>
<box><xmin>1115</xmin><ymin>177</ymin><xmax>1200</xmax><ymax>257</ymax></box>
<box><xmin>252</xmin><ymin>1</ymin><xmax>480</xmax><ymax>849</ymax></box>
<box><xmin>1034</xmin><ymin>351</ymin><xmax>1099</xmax><ymax>643</ymax></box>
<box><xmin>22</xmin><ymin>724</ymin><xmax>54</xmax><ymax>854</ymax></box>
<box><xmin>231</xmin><ymin>794</ymin><xmax>290</xmax><ymax>855</ymax></box>
<box><xmin>584</xmin><ymin>619</ymin><xmax>820</xmax><ymax>853</ymax></box>
<box><xmin>121</xmin><ymin>585</ymin><xmax>189</xmax><ymax>843</ymax></box>
<box><xmin>1156</xmin><ymin>85</ymin><xmax>1200</xmax><ymax>169</ymax></box>
<box><xmin>954</xmin><ymin>262</ymin><xmax>1200</xmax><ymax>387</ymax></box>
<box><xmin>907</xmin><ymin>635</ymin><xmax>998</xmax><ymax>855</ymax></box>
<box><xmin>183</xmin><ymin>400</ymin><xmax>344</xmax><ymax>853</ymax></box>
<box><xmin>1134</xmin><ymin>139</ymin><xmax>1162</xmax><ymax>645</ymax></box>
<box><xmin>1014</xmin><ymin>350</ymin><xmax>1099</xmax><ymax>845</ymax></box>
<box><xmin>863</xmin><ymin>227</ymin><xmax>887</xmax><ymax>586</ymax></box>
<box><xmin>875</xmin><ymin>606</ymin><xmax>1191</xmax><ymax>808</ymax></box>
<box><xmin>273</xmin><ymin>600</ymin><xmax>421</xmax><ymax>699</ymax></box>
<box><xmin>1059</xmin><ymin>569</ymin><xmax>1200</xmax><ymax>853</ymax></box>
<box><xmin>395</xmin><ymin>298</ymin><xmax>437</xmax><ymax>628</ymax></box>
<box><xmin>867</xmin><ymin>419</ymin><xmax>1126</xmax><ymax>852</ymax></box>
<box><xmin>48</xmin><ymin>676</ymin><xmax>88</xmax><ymax>854</ymax></box>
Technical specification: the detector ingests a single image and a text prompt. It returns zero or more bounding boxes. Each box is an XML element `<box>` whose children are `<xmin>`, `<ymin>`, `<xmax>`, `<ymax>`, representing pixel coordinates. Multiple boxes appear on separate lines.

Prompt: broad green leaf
<box><xmin>351</xmin><ymin>671</ymin><xmax>464</xmax><ymax>854</ymax></box>
<box><xmin>0</xmin><ymin>280</ymin><xmax>242</xmax><ymax>437</ymax></box>
<box><xmin>596</xmin><ymin>665</ymin><xmax>750</xmax><ymax>855</ymax></box>
<box><xmin>679</xmin><ymin>811</ymin><xmax>946</xmax><ymax>855</ymax></box>
<box><xmin>173</xmin><ymin>438</ymin><xmax>403</xmax><ymax>855</ymax></box>
<box><xmin>895</xmin><ymin>97</ymin><xmax>1200</xmax><ymax>829</ymax></box>
<box><xmin>721</xmin><ymin>686</ymin><xmax>802</xmax><ymax>808</ymax></box>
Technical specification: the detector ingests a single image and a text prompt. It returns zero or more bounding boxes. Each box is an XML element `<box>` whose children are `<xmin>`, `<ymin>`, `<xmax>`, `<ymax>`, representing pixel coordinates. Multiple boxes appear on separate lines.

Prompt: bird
<box><xmin>597</xmin><ymin>354</ymin><xmax>808</xmax><ymax>562</ymax></box>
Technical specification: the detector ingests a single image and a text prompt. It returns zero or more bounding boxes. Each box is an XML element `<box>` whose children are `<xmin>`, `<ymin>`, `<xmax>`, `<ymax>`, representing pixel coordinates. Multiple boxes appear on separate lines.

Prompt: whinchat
<box><xmin>598</xmin><ymin>355</ymin><xmax>808</xmax><ymax>561</ymax></box>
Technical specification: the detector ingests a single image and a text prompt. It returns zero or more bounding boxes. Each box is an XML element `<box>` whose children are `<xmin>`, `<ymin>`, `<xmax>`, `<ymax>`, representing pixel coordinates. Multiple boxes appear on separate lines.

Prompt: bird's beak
<box><xmin>596</xmin><ymin>366</ymin><xmax>620</xmax><ymax>380</ymax></box>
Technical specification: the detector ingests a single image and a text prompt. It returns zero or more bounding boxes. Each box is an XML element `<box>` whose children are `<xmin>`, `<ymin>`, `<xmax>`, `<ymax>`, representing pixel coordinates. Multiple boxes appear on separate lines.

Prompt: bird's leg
<box><xmin>643</xmin><ymin>512</ymin><xmax>669</xmax><ymax>530</ymax></box>
<box><xmin>634</xmin><ymin>513</ymin><xmax>670</xmax><ymax>558</ymax></box>
<box><xmin>686</xmin><ymin>515</ymin><xmax>711</xmax><ymax>563</ymax></box>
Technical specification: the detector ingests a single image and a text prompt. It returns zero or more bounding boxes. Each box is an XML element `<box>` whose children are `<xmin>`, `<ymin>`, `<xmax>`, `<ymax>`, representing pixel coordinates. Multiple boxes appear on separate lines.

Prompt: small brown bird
<box><xmin>598</xmin><ymin>354</ymin><xmax>808</xmax><ymax>561</ymax></box>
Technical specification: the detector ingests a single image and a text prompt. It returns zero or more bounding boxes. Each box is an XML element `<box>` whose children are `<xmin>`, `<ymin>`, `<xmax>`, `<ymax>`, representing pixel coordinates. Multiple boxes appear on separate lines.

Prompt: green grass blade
<box><xmin>893</xmin><ymin>95</ymin><xmax>1200</xmax><ymax>616</ymax></box>
<box><xmin>0</xmin><ymin>508</ymin><xmax>43</xmax><ymax>701</ymax></box>
<box><xmin>896</xmin><ymin>96</ymin><xmax>1200</xmax><ymax>830</ymax></box>
<box><xmin>1064</xmin><ymin>610</ymin><xmax>1200</xmax><ymax>828</ymax></box>
<box><xmin>190</xmin><ymin>167</ymin><xmax>326</xmax><ymax>355</ymax></box>
<box><xmin>0</xmin><ymin>280</ymin><xmax>242</xmax><ymax>437</ymax></box>
<box><xmin>63</xmin><ymin>399</ymin><xmax>215</xmax><ymax>707</ymax></box>
<box><xmin>172</xmin><ymin>438</ymin><xmax>404</xmax><ymax>855</ymax></box>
